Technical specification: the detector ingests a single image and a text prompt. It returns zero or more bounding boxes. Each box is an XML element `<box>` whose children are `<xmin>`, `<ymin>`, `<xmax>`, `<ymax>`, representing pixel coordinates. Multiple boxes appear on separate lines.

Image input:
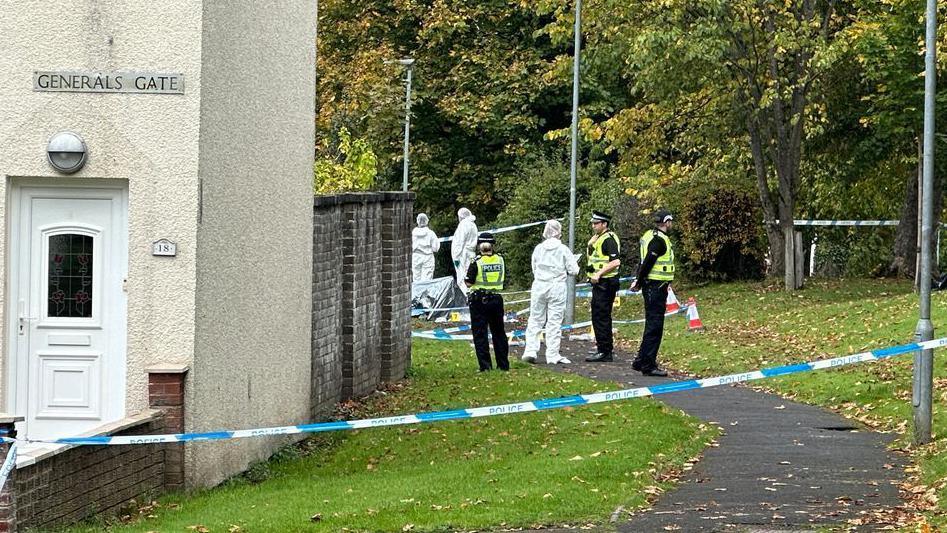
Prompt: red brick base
<box><xmin>0</xmin><ymin>367</ymin><xmax>188</xmax><ymax>530</ymax></box>
<box><xmin>148</xmin><ymin>371</ymin><xmax>186</xmax><ymax>490</ymax></box>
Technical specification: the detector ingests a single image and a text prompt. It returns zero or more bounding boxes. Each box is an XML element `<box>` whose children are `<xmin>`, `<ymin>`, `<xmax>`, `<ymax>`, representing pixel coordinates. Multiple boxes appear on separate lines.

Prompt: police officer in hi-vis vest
<box><xmin>584</xmin><ymin>211</ymin><xmax>622</xmax><ymax>362</ymax></box>
<box><xmin>465</xmin><ymin>233</ymin><xmax>510</xmax><ymax>371</ymax></box>
<box><xmin>629</xmin><ymin>210</ymin><xmax>674</xmax><ymax>377</ymax></box>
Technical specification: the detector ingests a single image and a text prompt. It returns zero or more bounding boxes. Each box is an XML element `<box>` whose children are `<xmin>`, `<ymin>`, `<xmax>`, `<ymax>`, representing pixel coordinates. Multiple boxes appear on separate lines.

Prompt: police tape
<box><xmin>773</xmin><ymin>219</ymin><xmax>947</xmax><ymax>227</ymax></box>
<box><xmin>413</xmin><ymin>277</ymin><xmax>638</xmax><ymax>314</ymax></box>
<box><xmin>0</xmin><ymin>441</ymin><xmax>15</xmax><ymax>490</ymax></box>
<box><xmin>18</xmin><ymin>337</ymin><xmax>947</xmax><ymax>447</ymax></box>
<box><xmin>576</xmin><ymin>289</ymin><xmax>640</xmax><ymax>298</ymax></box>
<box><xmin>791</xmin><ymin>219</ymin><xmax>899</xmax><ymax>226</ymax></box>
<box><xmin>439</xmin><ymin>220</ymin><xmax>555</xmax><ymax>243</ymax></box>
<box><xmin>411</xmin><ymin>307</ymin><xmax>688</xmax><ymax>341</ymax></box>
<box><xmin>576</xmin><ymin>276</ymin><xmax>635</xmax><ymax>288</ymax></box>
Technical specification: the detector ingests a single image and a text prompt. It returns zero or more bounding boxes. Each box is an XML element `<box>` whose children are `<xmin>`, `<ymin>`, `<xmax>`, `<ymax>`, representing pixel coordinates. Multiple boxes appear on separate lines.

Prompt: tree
<box><xmin>317</xmin><ymin>0</ymin><xmax>566</xmax><ymax>229</ymax></box>
<box><xmin>842</xmin><ymin>0</ymin><xmax>946</xmax><ymax>277</ymax></box>
<box><xmin>314</xmin><ymin>128</ymin><xmax>378</xmax><ymax>194</ymax></box>
<box><xmin>545</xmin><ymin>0</ymin><xmax>845</xmax><ymax>289</ymax></box>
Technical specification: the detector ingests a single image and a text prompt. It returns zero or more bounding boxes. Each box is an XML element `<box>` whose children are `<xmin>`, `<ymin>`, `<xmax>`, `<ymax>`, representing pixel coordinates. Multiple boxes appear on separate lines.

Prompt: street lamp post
<box><xmin>914</xmin><ymin>0</ymin><xmax>936</xmax><ymax>445</ymax></box>
<box><xmin>386</xmin><ymin>58</ymin><xmax>415</xmax><ymax>192</ymax></box>
<box><xmin>564</xmin><ymin>0</ymin><xmax>582</xmax><ymax>326</ymax></box>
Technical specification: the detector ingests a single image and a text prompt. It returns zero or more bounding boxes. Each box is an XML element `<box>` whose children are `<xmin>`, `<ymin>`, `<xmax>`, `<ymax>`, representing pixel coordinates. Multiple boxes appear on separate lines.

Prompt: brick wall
<box><xmin>14</xmin><ymin>415</ymin><xmax>166</xmax><ymax>529</ymax></box>
<box><xmin>311</xmin><ymin>197</ymin><xmax>344</xmax><ymax>419</ymax></box>
<box><xmin>379</xmin><ymin>193</ymin><xmax>413</xmax><ymax>381</ymax></box>
<box><xmin>341</xmin><ymin>196</ymin><xmax>382</xmax><ymax>399</ymax></box>
<box><xmin>312</xmin><ymin>192</ymin><xmax>414</xmax><ymax>408</ymax></box>
<box><xmin>148</xmin><ymin>370</ymin><xmax>186</xmax><ymax>490</ymax></box>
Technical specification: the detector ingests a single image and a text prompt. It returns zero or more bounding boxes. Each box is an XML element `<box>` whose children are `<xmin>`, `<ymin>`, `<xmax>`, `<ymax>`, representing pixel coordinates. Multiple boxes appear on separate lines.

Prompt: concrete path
<box><xmin>528</xmin><ymin>339</ymin><xmax>906</xmax><ymax>531</ymax></box>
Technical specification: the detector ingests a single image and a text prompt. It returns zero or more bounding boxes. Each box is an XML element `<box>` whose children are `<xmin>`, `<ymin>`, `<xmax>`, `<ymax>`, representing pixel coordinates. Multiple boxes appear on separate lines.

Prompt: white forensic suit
<box><xmin>522</xmin><ymin>221</ymin><xmax>580</xmax><ymax>364</ymax></box>
<box><xmin>451</xmin><ymin>208</ymin><xmax>478</xmax><ymax>295</ymax></box>
<box><xmin>412</xmin><ymin>213</ymin><xmax>440</xmax><ymax>282</ymax></box>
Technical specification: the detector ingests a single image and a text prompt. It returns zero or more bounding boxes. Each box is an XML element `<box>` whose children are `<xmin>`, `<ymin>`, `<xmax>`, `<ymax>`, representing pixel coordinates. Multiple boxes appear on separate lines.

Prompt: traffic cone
<box><xmin>665</xmin><ymin>286</ymin><xmax>681</xmax><ymax>314</ymax></box>
<box><xmin>686</xmin><ymin>297</ymin><xmax>705</xmax><ymax>332</ymax></box>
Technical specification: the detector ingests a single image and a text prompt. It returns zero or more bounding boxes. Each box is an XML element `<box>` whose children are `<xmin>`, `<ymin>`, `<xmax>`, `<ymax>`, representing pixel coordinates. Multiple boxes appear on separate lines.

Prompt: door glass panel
<box><xmin>48</xmin><ymin>234</ymin><xmax>94</xmax><ymax>318</ymax></box>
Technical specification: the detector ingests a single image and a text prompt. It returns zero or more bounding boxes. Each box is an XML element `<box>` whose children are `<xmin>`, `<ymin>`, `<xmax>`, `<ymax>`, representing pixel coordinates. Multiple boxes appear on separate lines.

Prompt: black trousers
<box><xmin>591</xmin><ymin>276</ymin><xmax>620</xmax><ymax>355</ymax></box>
<box><xmin>469</xmin><ymin>291</ymin><xmax>509</xmax><ymax>371</ymax></box>
<box><xmin>634</xmin><ymin>281</ymin><xmax>669</xmax><ymax>371</ymax></box>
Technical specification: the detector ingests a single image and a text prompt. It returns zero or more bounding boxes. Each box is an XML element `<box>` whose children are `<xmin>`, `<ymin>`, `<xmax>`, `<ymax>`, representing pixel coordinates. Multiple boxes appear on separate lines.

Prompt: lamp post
<box><xmin>914</xmin><ymin>0</ymin><xmax>936</xmax><ymax>445</ymax></box>
<box><xmin>386</xmin><ymin>58</ymin><xmax>415</xmax><ymax>192</ymax></box>
<box><xmin>564</xmin><ymin>0</ymin><xmax>582</xmax><ymax>325</ymax></box>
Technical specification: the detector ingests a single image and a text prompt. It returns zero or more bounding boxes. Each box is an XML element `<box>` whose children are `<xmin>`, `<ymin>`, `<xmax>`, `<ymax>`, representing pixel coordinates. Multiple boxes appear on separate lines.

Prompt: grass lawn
<box><xmin>68</xmin><ymin>340</ymin><xmax>715</xmax><ymax>532</ymax></box>
<box><xmin>609</xmin><ymin>277</ymin><xmax>947</xmax><ymax>528</ymax></box>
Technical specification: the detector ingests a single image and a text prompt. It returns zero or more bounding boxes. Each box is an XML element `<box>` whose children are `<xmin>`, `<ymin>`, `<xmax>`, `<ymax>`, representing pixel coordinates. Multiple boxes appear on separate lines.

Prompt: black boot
<box><xmin>642</xmin><ymin>366</ymin><xmax>668</xmax><ymax>377</ymax></box>
<box><xmin>585</xmin><ymin>352</ymin><xmax>613</xmax><ymax>362</ymax></box>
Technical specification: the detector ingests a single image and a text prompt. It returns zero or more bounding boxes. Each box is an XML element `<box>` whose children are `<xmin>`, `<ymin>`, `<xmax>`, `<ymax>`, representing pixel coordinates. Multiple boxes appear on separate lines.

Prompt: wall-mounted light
<box><xmin>46</xmin><ymin>131</ymin><xmax>88</xmax><ymax>174</ymax></box>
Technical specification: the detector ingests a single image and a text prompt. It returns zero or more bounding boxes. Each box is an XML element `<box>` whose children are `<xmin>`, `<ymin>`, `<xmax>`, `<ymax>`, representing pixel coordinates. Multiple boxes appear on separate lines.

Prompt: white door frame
<box><xmin>5</xmin><ymin>178</ymin><xmax>128</xmax><ymax>438</ymax></box>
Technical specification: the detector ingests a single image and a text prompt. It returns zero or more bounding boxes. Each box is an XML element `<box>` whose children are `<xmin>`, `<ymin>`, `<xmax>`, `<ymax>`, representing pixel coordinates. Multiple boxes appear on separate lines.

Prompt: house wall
<box><xmin>0</xmin><ymin>192</ymin><xmax>414</xmax><ymax>530</ymax></box>
<box><xmin>188</xmin><ymin>0</ymin><xmax>317</xmax><ymax>487</ymax></box>
<box><xmin>0</xmin><ymin>2</ymin><xmax>202</xmax><ymax>416</ymax></box>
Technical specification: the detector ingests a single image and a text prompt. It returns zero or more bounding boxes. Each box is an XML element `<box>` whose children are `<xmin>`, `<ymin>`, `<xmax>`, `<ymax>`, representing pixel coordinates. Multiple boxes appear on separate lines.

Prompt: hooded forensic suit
<box><xmin>522</xmin><ymin>221</ymin><xmax>580</xmax><ymax>364</ymax></box>
<box><xmin>412</xmin><ymin>213</ymin><xmax>440</xmax><ymax>282</ymax></box>
<box><xmin>451</xmin><ymin>208</ymin><xmax>478</xmax><ymax>295</ymax></box>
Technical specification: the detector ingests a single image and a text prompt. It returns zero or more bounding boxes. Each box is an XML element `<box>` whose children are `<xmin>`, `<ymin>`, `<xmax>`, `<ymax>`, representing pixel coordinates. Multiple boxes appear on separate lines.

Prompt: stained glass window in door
<box><xmin>48</xmin><ymin>234</ymin><xmax>94</xmax><ymax>318</ymax></box>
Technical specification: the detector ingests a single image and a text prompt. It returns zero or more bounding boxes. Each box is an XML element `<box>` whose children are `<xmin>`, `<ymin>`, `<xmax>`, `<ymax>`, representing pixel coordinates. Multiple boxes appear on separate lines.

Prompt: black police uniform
<box><xmin>588</xmin><ymin>235</ymin><xmax>620</xmax><ymax>358</ymax></box>
<box><xmin>632</xmin><ymin>234</ymin><xmax>669</xmax><ymax>373</ymax></box>
<box><xmin>465</xmin><ymin>254</ymin><xmax>509</xmax><ymax>371</ymax></box>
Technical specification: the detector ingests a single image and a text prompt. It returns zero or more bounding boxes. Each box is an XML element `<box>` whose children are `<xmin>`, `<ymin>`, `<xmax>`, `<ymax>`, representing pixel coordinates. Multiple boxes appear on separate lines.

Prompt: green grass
<box><xmin>610</xmin><ymin>277</ymin><xmax>947</xmax><ymax>528</ymax></box>
<box><xmin>68</xmin><ymin>340</ymin><xmax>715</xmax><ymax>532</ymax></box>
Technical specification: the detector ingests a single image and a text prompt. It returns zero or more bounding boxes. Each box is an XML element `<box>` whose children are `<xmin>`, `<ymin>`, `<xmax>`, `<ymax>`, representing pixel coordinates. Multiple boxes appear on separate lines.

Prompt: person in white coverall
<box><xmin>522</xmin><ymin>220</ymin><xmax>580</xmax><ymax>364</ymax></box>
<box><xmin>412</xmin><ymin>213</ymin><xmax>440</xmax><ymax>282</ymax></box>
<box><xmin>451</xmin><ymin>208</ymin><xmax>478</xmax><ymax>295</ymax></box>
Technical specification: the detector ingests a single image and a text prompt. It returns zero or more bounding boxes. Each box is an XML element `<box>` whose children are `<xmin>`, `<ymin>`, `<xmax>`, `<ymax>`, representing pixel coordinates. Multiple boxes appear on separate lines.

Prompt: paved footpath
<box><xmin>526</xmin><ymin>338</ymin><xmax>906</xmax><ymax>532</ymax></box>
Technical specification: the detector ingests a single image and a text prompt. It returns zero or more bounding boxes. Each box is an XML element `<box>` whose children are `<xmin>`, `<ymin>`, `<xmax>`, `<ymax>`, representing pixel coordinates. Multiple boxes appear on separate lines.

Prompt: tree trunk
<box><xmin>747</xmin><ymin>114</ymin><xmax>785</xmax><ymax>277</ymax></box>
<box><xmin>890</xmin><ymin>139</ymin><xmax>921</xmax><ymax>278</ymax></box>
<box><xmin>765</xmin><ymin>225</ymin><xmax>785</xmax><ymax>276</ymax></box>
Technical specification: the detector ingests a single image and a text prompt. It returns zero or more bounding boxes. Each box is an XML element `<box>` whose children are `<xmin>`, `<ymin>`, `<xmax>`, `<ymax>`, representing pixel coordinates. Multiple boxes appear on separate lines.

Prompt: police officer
<box><xmin>465</xmin><ymin>233</ymin><xmax>509</xmax><ymax>371</ymax></box>
<box><xmin>629</xmin><ymin>210</ymin><xmax>674</xmax><ymax>376</ymax></box>
<box><xmin>585</xmin><ymin>211</ymin><xmax>621</xmax><ymax>362</ymax></box>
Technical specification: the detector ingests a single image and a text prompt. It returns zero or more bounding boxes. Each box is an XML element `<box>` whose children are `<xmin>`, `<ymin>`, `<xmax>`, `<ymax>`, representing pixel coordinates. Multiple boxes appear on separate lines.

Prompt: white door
<box><xmin>8</xmin><ymin>183</ymin><xmax>127</xmax><ymax>440</ymax></box>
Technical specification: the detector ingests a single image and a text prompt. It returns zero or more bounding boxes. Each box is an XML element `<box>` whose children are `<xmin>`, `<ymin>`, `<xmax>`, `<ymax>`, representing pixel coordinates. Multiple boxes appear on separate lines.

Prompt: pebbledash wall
<box><xmin>0</xmin><ymin>193</ymin><xmax>414</xmax><ymax>530</ymax></box>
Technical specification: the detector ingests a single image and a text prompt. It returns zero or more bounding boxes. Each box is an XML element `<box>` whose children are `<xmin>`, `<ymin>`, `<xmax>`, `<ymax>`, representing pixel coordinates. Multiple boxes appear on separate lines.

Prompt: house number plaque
<box><xmin>152</xmin><ymin>239</ymin><xmax>177</xmax><ymax>257</ymax></box>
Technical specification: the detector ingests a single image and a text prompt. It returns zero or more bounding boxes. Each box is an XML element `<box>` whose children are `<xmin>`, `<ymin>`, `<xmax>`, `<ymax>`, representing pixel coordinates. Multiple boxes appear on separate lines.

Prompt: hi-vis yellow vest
<box><xmin>639</xmin><ymin>230</ymin><xmax>674</xmax><ymax>281</ymax></box>
<box><xmin>587</xmin><ymin>231</ymin><xmax>620</xmax><ymax>279</ymax></box>
<box><xmin>471</xmin><ymin>254</ymin><xmax>505</xmax><ymax>292</ymax></box>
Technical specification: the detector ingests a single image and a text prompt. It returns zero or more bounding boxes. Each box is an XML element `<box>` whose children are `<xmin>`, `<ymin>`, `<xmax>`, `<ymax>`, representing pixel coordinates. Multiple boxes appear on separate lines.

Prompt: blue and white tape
<box><xmin>575</xmin><ymin>276</ymin><xmax>635</xmax><ymax>289</ymax></box>
<box><xmin>412</xmin><ymin>277</ymin><xmax>639</xmax><ymax>315</ymax></box>
<box><xmin>439</xmin><ymin>220</ymin><xmax>555</xmax><ymax>243</ymax></box>
<box><xmin>0</xmin><ymin>442</ymin><xmax>15</xmax><ymax>490</ymax></box>
<box><xmin>772</xmin><ymin>219</ymin><xmax>947</xmax><ymax>227</ymax></box>
<box><xmin>503</xmin><ymin>276</ymin><xmax>635</xmax><ymax>296</ymax></box>
<box><xmin>792</xmin><ymin>219</ymin><xmax>899</xmax><ymax>226</ymax></box>
<box><xmin>576</xmin><ymin>289</ymin><xmax>640</xmax><ymax>298</ymax></box>
<box><xmin>21</xmin><ymin>337</ymin><xmax>947</xmax><ymax>447</ymax></box>
<box><xmin>413</xmin><ymin>307</ymin><xmax>687</xmax><ymax>341</ymax></box>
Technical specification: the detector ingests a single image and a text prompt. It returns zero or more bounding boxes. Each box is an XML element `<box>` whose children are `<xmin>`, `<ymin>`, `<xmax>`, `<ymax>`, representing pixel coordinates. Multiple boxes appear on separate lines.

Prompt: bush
<box><xmin>667</xmin><ymin>177</ymin><xmax>766</xmax><ymax>281</ymax></box>
<box><xmin>314</xmin><ymin>127</ymin><xmax>377</xmax><ymax>194</ymax></box>
<box><xmin>804</xmin><ymin>226</ymin><xmax>896</xmax><ymax>278</ymax></box>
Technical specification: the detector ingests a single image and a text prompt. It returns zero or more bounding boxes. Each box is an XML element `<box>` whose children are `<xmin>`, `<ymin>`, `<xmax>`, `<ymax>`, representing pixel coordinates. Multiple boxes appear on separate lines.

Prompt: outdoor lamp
<box><xmin>46</xmin><ymin>131</ymin><xmax>88</xmax><ymax>174</ymax></box>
